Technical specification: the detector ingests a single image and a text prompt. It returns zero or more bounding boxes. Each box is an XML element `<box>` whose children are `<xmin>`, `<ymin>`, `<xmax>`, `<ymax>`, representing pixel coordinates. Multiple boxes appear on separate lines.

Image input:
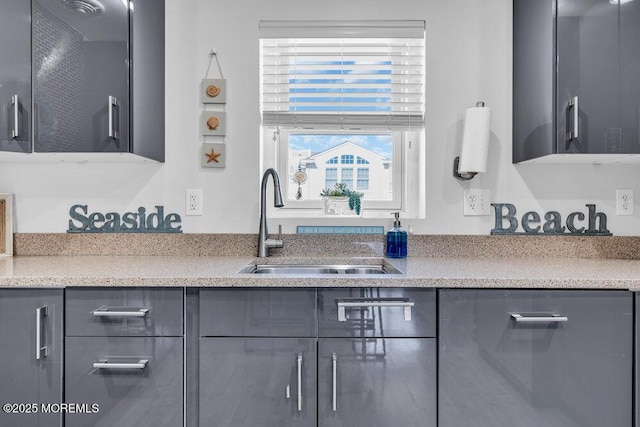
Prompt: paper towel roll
<box><xmin>459</xmin><ymin>106</ymin><xmax>492</xmax><ymax>173</ymax></box>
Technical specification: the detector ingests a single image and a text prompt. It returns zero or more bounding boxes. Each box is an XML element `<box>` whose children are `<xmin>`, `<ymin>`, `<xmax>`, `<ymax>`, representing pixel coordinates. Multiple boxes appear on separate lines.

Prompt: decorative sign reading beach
<box><xmin>491</xmin><ymin>203</ymin><xmax>611</xmax><ymax>236</ymax></box>
<box><xmin>67</xmin><ymin>205</ymin><xmax>182</xmax><ymax>233</ymax></box>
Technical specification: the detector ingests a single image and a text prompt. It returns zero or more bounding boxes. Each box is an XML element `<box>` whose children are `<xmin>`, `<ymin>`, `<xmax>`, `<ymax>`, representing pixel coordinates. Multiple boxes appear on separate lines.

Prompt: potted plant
<box><xmin>320</xmin><ymin>183</ymin><xmax>364</xmax><ymax>216</ymax></box>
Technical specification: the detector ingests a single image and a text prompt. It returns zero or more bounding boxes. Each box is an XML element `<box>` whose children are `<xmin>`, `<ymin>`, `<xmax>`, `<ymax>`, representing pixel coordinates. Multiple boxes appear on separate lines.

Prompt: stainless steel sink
<box><xmin>237</xmin><ymin>263</ymin><xmax>402</xmax><ymax>275</ymax></box>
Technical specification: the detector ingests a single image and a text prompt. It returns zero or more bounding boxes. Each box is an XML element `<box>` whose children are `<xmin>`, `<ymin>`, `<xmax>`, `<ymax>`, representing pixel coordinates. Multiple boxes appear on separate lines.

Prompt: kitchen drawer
<box><xmin>199</xmin><ymin>288</ymin><xmax>316</xmax><ymax>337</ymax></box>
<box><xmin>439</xmin><ymin>289</ymin><xmax>632</xmax><ymax>427</ymax></box>
<box><xmin>65</xmin><ymin>336</ymin><xmax>183</xmax><ymax>427</ymax></box>
<box><xmin>318</xmin><ymin>288</ymin><xmax>436</xmax><ymax>338</ymax></box>
<box><xmin>66</xmin><ymin>288</ymin><xmax>183</xmax><ymax>337</ymax></box>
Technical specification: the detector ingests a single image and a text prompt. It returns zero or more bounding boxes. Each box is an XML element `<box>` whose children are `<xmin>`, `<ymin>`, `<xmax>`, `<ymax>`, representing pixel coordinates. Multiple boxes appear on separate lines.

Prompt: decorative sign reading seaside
<box><xmin>490</xmin><ymin>203</ymin><xmax>611</xmax><ymax>236</ymax></box>
<box><xmin>67</xmin><ymin>205</ymin><xmax>182</xmax><ymax>233</ymax></box>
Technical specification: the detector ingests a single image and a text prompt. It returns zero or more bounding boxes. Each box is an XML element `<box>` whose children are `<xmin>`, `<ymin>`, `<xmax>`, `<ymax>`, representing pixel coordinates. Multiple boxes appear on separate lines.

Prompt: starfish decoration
<box><xmin>205</xmin><ymin>148</ymin><xmax>222</xmax><ymax>163</ymax></box>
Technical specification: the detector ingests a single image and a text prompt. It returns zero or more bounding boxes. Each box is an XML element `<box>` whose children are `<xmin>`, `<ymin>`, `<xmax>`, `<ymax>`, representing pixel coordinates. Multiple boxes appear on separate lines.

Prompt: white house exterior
<box><xmin>291</xmin><ymin>141</ymin><xmax>392</xmax><ymax>201</ymax></box>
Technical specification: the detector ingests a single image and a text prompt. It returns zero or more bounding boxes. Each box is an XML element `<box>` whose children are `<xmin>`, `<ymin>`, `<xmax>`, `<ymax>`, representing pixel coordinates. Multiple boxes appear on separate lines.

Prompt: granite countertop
<box><xmin>0</xmin><ymin>255</ymin><xmax>639</xmax><ymax>289</ymax></box>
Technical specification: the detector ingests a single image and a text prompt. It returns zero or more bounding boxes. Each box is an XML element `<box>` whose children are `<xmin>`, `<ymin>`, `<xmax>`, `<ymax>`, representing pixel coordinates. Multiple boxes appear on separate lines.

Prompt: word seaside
<box><xmin>490</xmin><ymin>203</ymin><xmax>611</xmax><ymax>236</ymax></box>
<box><xmin>68</xmin><ymin>205</ymin><xmax>182</xmax><ymax>233</ymax></box>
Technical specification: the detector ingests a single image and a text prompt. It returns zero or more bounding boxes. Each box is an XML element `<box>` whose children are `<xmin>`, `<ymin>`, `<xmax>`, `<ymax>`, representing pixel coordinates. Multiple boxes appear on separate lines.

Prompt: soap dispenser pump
<box><xmin>386</xmin><ymin>212</ymin><xmax>407</xmax><ymax>258</ymax></box>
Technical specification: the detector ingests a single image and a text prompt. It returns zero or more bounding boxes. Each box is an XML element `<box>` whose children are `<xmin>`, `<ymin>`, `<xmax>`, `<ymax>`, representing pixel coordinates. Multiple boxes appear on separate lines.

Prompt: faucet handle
<box><xmin>278</xmin><ymin>224</ymin><xmax>283</xmax><ymax>240</ymax></box>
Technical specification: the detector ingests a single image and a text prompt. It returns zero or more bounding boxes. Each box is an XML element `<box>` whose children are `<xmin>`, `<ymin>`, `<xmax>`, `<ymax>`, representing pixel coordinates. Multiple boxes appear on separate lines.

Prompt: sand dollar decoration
<box><xmin>206</xmin><ymin>84</ymin><xmax>221</xmax><ymax>98</ymax></box>
<box><xmin>206</xmin><ymin>116</ymin><xmax>220</xmax><ymax>130</ymax></box>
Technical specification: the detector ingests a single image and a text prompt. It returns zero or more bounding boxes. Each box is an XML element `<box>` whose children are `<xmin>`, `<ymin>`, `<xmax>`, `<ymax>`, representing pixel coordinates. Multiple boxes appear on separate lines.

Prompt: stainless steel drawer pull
<box><xmin>332</xmin><ymin>353</ymin><xmax>337</xmax><ymax>412</ymax></box>
<box><xmin>92</xmin><ymin>307</ymin><xmax>149</xmax><ymax>317</ymax></box>
<box><xmin>93</xmin><ymin>359</ymin><xmax>148</xmax><ymax>370</ymax></box>
<box><xmin>297</xmin><ymin>353</ymin><xmax>303</xmax><ymax>412</ymax></box>
<box><xmin>108</xmin><ymin>96</ymin><xmax>119</xmax><ymax>139</ymax></box>
<box><xmin>35</xmin><ymin>306</ymin><xmax>48</xmax><ymax>360</ymax></box>
<box><xmin>510</xmin><ymin>313</ymin><xmax>568</xmax><ymax>323</ymax></box>
<box><xmin>567</xmin><ymin>95</ymin><xmax>579</xmax><ymax>141</ymax></box>
<box><xmin>337</xmin><ymin>298</ymin><xmax>414</xmax><ymax>322</ymax></box>
<box><xmin>11</xmin><ymin>95</ymin><xmax>19</xmax><ymax>139</ymax></box>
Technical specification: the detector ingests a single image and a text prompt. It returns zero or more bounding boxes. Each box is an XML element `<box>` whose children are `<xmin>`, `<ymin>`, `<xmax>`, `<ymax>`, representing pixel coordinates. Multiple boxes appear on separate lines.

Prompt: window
<box><xmin>357</xmin><ymin>168</ymin><xmax>369</xmax><ymax>190</ymax></box>
<box><xmin>260</xmin><ymin>21</ymin><xmax>425</xmax><ymax>215</ymax></box>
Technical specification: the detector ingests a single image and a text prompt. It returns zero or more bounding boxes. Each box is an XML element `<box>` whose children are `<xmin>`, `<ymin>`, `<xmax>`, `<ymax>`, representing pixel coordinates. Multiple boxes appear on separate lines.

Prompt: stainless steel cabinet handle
<box><xmin>510</xmin><ymin>313</ymin><xmax>568</xmax><ymax>323</ymax></box>
<box><xmin>297</xmin><ymin>353</ymin><xmax>303</xmax><ymax>412</ymax></box>
<box><xmin>92</xmin><ymin>307</ymin><xmax>149</xmax><ymax>317</ymax></box>
<box><xmin>35</xmin><ymin>306</ymin><xmax>48</xmax><ymax>360</ymax></box>
<box><xmin>567</xmin><ymin>96</ymin><xmax>579</xmax><ymax>140</ymax></box>
<box><xmin>337</xmin><ymin>298</ymin><xmax>414</xmax><ymax>322</ymax></box>
<box><xmin>332</xmin><ymin>353</ymin><xmax>337</xmax><ymax>412</ymax></box>
<box><xmin>108</xmin><ymin>96</ymin><xmax>119</xmax><ymax>139</ymax></box>
<box><xmin>93</xmin><ymin>359</ymin><xmax>148</xmax><ymax>370</ymax></box>
<box><xmin>11</xmin><ymin>95</ymin><xmax>19</xmax><ymax>139</ymax></box>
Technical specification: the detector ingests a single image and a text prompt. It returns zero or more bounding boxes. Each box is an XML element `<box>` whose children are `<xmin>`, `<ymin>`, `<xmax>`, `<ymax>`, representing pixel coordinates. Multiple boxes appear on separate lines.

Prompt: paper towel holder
<box><xmin>453</xmin><ymin>101</ymin><xmax>485</xmax><ymax>181</ymax></box>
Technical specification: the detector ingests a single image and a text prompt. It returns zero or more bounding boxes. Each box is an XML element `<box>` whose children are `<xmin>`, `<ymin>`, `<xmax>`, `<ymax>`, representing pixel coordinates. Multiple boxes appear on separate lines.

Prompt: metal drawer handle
<box><xmin>92</xmin><ymin>307</ymin><xmax>149</xmax><ymax>317</ymax></box>
<box><xmin>332</xmin><ymin>353</ymin><xmax>337</xmax><ymax>412</ymax></box>
<box><xmin>510</xmin><ymin>313</ymin><xmax>568</xmax><ymax>323</ymax></box>
<box><xmin>567</xmin><ymin>95</ymin><xmax>579</xmax><ymax>141</ymax></box>
<box><xmin>11</xmin><ymin>95</ymin><xmax>19</xmax><ymax>139</ymax></box>
<box><xmin>337</xmin><ymin>298</ymin><xmax>414</xmax><ymax>322</ymax></box>
<box><xmin>93</xmin><ymin>359</ymin><xmax>148</xmax><ymax>370</ymax></box>
<box><xmin>297</xmin><ymin>353</ymin><xmax>303</xmax><ymax>412</ymax></box>
<box><xmin>108</xmin><ymin>96</ymin><xmax>119</xmax><ymax>139</ymax></box>
<box><xmin>35</xmin><ymin>306</ymin><xmax>48</xmax><ymax>360</ymax></box>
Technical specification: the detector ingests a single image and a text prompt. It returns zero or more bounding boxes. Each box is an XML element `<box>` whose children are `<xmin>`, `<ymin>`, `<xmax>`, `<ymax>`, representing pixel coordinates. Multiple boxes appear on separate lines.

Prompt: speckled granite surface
<box><xmin>14</xmin><ymin>233</ymin><xmax>640</xmax><ymax>259</ymax></box>
<box><xmin>1</xmin><ymin>255</ymin><xmax>639</xmax><ymax>289</ymax></box>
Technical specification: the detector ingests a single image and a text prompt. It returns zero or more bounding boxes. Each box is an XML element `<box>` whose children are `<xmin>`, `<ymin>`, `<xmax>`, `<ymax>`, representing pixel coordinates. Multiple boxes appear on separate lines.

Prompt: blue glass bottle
<box><xmin>386</xmin><ymin>213</ymin><xmax>407</xmax><ymax>258</ymax></box>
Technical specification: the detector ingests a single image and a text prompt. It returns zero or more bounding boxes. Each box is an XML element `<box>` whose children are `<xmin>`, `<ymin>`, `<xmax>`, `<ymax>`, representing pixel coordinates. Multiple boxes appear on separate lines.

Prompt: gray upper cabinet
<box><xmin>439</xmin><ymin>289</ymin><xmax>633</xmax><ymax>427</ymax></box>
<box><xmin>513</xmin><ymin>0</ymin><xmax>640</xmax><ymax>162</ymax></box>
<box><xmin>0</xmin><ymin>0</ymin><xmax>31</xmax><ymax>154</ymax></box>
<box><xmin>0</xmin><ymin>289</ymin><xmax>63</xmax><ymax>427</ymax></box>
<box><xmin>0</xmin><ymin>0</ymin><xmax>164</xmax><ymax>160</ymax></box>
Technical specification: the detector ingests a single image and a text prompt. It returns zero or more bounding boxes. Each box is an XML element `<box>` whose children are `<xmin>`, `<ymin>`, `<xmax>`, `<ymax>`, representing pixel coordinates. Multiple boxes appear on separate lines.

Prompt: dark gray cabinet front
<box><xmin>199</xmin><ymin>338</ymin><xmax>317</xmax><ymax>427</ymax></box>
<box><xmin>65</xmin><ymin>336</ymin><xmax>183</xmax><ymax>427</ymax></box>
<box><xmin>0</xmin><ymin>0</ymin><xmax>31</xmax><ymax>153</ymax></box>
<box><xmin>318</xmin><ymin>338</ymin><xmax>437</xmax><ymax>427</ymax></box>
<box><xmin>0</xmin><ymin>289</ymin><xmax>63</xmax><ymax>427</ymax></box>
<box><xmin>439</xmin><ymin>289</ymin><xmax>632</xmax><ymax>427</ymax></box>
<box><xmin>513</xmin><ymin>0</ymin><xmax>640</xmax><ymax>161</ymax></box>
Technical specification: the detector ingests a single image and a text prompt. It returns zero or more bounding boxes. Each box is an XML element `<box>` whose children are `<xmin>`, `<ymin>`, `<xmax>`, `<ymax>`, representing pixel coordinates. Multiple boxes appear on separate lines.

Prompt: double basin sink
<box><xmin>238</xmin><ymin>261</ymin><xmax>403</xmax><ymax>275</ymax></box>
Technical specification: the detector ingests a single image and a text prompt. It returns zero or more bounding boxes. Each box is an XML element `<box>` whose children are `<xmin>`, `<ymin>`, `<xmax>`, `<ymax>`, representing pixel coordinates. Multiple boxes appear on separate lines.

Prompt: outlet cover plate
<box><xmin>186</xmin><ymin>189</ymin><xmax>203</xmax><ymax>216</ymax></box>
<box><xmin>464</xmin><ymin>189</ymin><xmax>491</xmax><ymax>216</ymax></box>
<box><xmin>616</xmin><ymin>189</ymin><xmax>633</xmax><ymax>215</ymax></box>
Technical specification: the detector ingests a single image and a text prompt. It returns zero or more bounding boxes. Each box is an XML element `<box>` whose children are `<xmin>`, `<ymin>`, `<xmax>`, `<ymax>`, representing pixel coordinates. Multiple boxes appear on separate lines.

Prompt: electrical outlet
<box><xmin>186</xmin><ymin>189</ymin><xmax>203</xmax><ymax>216</ymax></box>
<box><xmin>464</xmin><ymin>189</ymin><xmax>491</xmax><ymax>216</ymax></box>
<box><xmin>616</xmin><ymin>189</ymin><xmax>633</xmax><ymax>215</ymax></box>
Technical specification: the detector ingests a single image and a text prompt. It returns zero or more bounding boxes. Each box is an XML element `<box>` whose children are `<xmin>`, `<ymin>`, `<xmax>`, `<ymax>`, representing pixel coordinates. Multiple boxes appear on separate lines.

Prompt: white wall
<box><xmin>3</xmin><ymin>0</ymin><xmax>640</xmax><ymax>235</ymax></box>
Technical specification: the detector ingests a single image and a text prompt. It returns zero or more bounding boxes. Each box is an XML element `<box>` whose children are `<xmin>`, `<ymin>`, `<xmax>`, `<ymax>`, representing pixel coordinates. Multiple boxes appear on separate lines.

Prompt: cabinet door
<box><xmin>199</xmin><ymin>338</ymin><xmax>316</xmax><ymax>427</ymax></box>
<box><xmin>621</xmin><ymin>0</ymin><xmax>640</xmax><ymax>153</ymax></box>
<box><xmin>318</xmin><ymin>338</ymin><xmax>437</xmax><ymax>427</ymax></box>
<box><xmin>557</xmin><ymin>0</ymin><xmax>626</xmax><ymax>154</ymax></box>
<box><xmin>0</xmin><ymin>289</ymin><xmax>63</xmax><ymax>427</ymax></box>
<box><xmin>65</xmin><ymin>336</ymin><xmax>183</xmax><ymax>427</ymax></box>
<box><xmin>33</xmin><ymin>0</ymin><xmax>129</xmax><ymax>153</ymax></box>
<box><xmin>439</xmin><ymin>290</ymin><xmax>632</xmax><ymax>427</ymax></box>
<box><xmin>0</xmin><ymin>0</ymin><xmax>31</xmax><ymax>153</ymax></box>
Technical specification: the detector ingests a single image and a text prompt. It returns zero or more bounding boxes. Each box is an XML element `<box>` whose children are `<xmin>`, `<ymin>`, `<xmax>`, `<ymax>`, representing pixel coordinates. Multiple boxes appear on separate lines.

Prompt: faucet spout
<box><xmin>258</xmin><ymin>168</ymin><xmax>284</xmax><ymax>257</ymax></box>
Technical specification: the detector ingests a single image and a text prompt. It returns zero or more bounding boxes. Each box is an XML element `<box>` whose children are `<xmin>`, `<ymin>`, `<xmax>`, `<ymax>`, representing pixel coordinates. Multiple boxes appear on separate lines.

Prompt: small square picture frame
<box><xmin>201</xmin><ymin>143</ymin><xmax>226</xmax><ymax>168</ymax></box>
<box><xmin>200</xmin><ymin>79</ymin><xmax>227</xmax><ymax>104</ymax></box>
<box><xmin>200</xmin><ymin>112</ymin><xmax>226</xmax><ymax>136</ymax></box>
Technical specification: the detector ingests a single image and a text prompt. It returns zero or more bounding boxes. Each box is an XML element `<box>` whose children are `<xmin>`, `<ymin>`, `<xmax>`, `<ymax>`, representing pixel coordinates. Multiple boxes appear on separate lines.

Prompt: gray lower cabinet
<box><xmin>0</xmin><ymin>289</ymin><xmax>63</xmax><ymax>427</ymax></box>
<box><xmin>317</xmin><ymin>288</ymin><xmax>437</xmax><ymax>427</ymax></box>
<box><xmin>318</xmin><ymin>338</ymin><xmax>436</xmax><ymax>427</ymax></box>
<box><xmin>439</xmin><ymin>289</ymin><xmax>633</xmax><ymax>427</ymax></box>
<box><xmin>199</xmin><ymin>338</ymin><xmax>317</xmax><ymax>426</ymax></box>
<box><xmin>65</xmin><ymin>287</ymin><xmax>184</xmax><ymax>427</ymax></box>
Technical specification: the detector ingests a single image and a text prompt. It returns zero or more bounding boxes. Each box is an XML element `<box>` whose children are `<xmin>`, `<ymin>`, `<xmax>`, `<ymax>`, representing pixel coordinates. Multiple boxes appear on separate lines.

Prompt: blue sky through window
<box><xmin>289</xmin><ymin>134</ymin><xmax>393</xmax><ymax>159</ymax></box>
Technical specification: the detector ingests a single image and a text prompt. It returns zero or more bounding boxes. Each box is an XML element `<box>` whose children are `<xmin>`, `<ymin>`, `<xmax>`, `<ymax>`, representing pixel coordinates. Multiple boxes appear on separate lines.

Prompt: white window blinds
<box><xmin>260</xmin><ymin>21</ymin><xmax>425</xmax><ymax>130</ymax></box>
